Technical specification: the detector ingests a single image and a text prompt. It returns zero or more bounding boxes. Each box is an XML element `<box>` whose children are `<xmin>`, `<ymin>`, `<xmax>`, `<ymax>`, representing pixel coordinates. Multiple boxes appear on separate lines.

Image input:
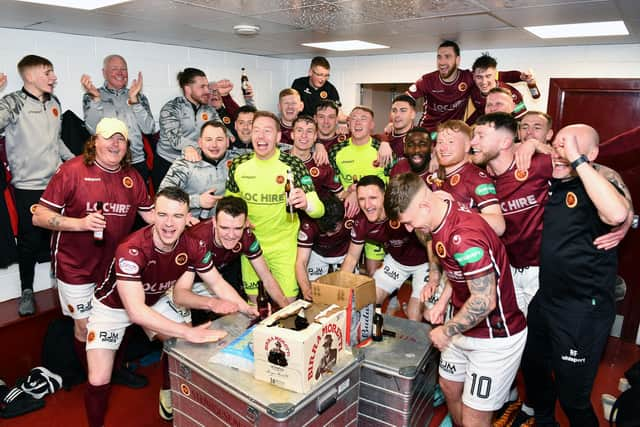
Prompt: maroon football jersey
<box><xmin>467</xmin><ymin>80</ymin><xmax>525</xmax><ymax>125</ymax></box>
<box><xmin>297</xmin><ymin>215</ymin><xmax>351</xmax><ymax>258</ymax></box>
<box><xmin>389</xmin><ymin>159</ymin><xmax>430</xmax><ymax>183</ymax></box>
<box><xmin>318</xmin><ymin>134</ymin><xmax>347</xmax><ymax>152</ymax></box>
<box><xmin>432</xmin><ymin>200</ymin><xmax>525</xmax><ymax>339</ymax></box>
<box><xmin>437</xmin><ymin>162</ymin><xmax>499</xmax><ymax>212</ymax></box>
<box><xmin>491</xmin><ymin>153</ymin><xmax>552</xmax><ymax>268</ymax></box>
<box><xmin>376</xmin><ymin>131</ymin><xmax>407</xmax><ymax>159</ymax></box>
<box><xmin>40</xmin><ymin>157</ymin><xmax>152</xmax><ymax>284</ymax></box>
<box><xmin>351</xmin><ymin>211</ymin><xmax>427</xmax><ymax>266</ymax></box>
<box><xmin>301</xmin><ymin>156</ymin><xmax>343</xmax><ymax>200</ymax></box>
<box><xmin>187</xmin><ymin>219</ymin><xmax>263</xmax><ymax>269</ymax></box>
<box><xmin>408</xmin><ymin>69</ymin><xmax>475</xmax><ymax>132</ymax></box>
<box><xmin>95</xmin><ymin>226</ymin><xmax>213</xmax><ymax>309</ymax></box>
<box><xmin>279</xmin><ymin>120</ymin><xmax>294</xmax><ymax>148</ymax></box>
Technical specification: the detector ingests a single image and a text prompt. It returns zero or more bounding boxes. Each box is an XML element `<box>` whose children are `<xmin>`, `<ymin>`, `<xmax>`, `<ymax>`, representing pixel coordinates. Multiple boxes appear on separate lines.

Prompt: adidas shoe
<box><xmin>0</xmin><ymin>387</ymin><xmax>45</xmax><ymax>418</ymax></box>
<box><xmin>18</xmin><ymin>367</ymin><xmax>62</xmax><ymax>399</ymax></box>
<box><xmin>159</xmin><ymin>389</ymin><xmax>173</xmax><ymax>421</ymax></box>
<box><xmin>492</xmin><ymin>399</ymin><xmax>522</xmax><ymax>427</ymax></box>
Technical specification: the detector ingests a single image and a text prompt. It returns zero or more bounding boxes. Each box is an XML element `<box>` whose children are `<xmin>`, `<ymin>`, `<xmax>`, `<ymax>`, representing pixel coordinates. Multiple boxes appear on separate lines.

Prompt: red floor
<box><xmin>3</xmin><ymin>283</ymin><xmax>639</xmax><ymax>427</ymax></box>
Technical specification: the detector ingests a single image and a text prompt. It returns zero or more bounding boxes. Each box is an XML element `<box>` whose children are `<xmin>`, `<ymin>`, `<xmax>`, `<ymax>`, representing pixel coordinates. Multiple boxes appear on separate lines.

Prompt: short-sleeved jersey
<box><xmin>95</xmin><ymin>226</ymin><xmax>213</xmax><ymax>309</ymax></box>
<box><xmin>226</xmin><ymin>149</ymin><xmax>318</xmax><ymax>249</ymax></box>
<box><xmin>408</xmin><ymin>70</ymin><xmax>475</xmax><ymax>132</ymax></box>
<box><xmin>539</xmin><ymin>177</ymin><xmax>618</xmax><ymax>311</ymax></box>
<box><xmin>39</xmin><ymin>157</ymin><xmax>152</xmax><ymax>284</ymax></box>
<box><xmin>318</xmin><ymin>134</ymin><xmax>347</xmax><ymax>153</ymax></box>
<box><xmin>376</xmin><ymin>131</ymin><xmax>407</xmax><ymax>159</ymax></box>
<box><xmin>350</xmin><ymin>211</ymin><xmax>427</xmax><ymax>266</ymax></box>
<box><xmin>301</xmin><ymin>156</ymin><xmax>343</xmax><ymax>200</ymax></box>
<box><xmin>491</xmin><ymin>153</ymin><xmax>552</xmax><ymax>268</ymax></box>
<box><xmin>187</xmin><ymin>218</ymin><xmax>263</xmax><ymax>269</ymax></box>
<box><xmin>432</xmin><ymin>201</ymin><xmax>525</xmax><ymax>339</ymax></box>
<box><xmin>291</xmin><ymin>77</ymin><xmax>341</xmax><ymax>117</ymax></box>
<box><xmin>432</xmin><ymin>162</ymin><xmax>498</xmax><ymax>212</ymax></box>
<box><xmin>297</xmin><ymin>215</ymin><xmax>351</xmax><ymax>258</ymax></box>
<box><xmin>390</xmin><ymin>159</ymin><xmax>430</xmax><ymax>183</ymax></box>
<box><xmin>279</xmin><ymin>120</ymin><xmax>294</xmax><ymax>148</ymax></box>
<box><xmin>467</xmin><ymin>81</ymin><xmax>525</xmax><ymax>125</ymax></box>
<box><xmin>329</xmin><ymin>137</ymin><xmax>394</xmax><ymax>188</ymax></box>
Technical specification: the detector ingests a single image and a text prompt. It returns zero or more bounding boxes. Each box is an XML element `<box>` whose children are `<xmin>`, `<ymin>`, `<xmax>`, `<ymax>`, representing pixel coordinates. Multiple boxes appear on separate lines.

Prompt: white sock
<box><xmin>508</xmin><ymin>386</ymin><xmax>519</xmax><ymax>401</ymax></box>
<box><xmin>521</xmin><ymin>403</ymin><xmax>534</xmax><ymax>416</ymax></box>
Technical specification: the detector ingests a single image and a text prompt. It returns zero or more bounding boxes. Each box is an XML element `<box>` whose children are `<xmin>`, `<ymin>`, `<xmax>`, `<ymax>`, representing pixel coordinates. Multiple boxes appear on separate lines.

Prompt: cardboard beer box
<box><xmin>312</xmin><ymin>271</ymin><xmax>376</xmax><ymax>346</ymax></box>
<box><xmin>253</xmin><ymin>299</ymin><xmax>347</xmax><ymax>394</ymax></box>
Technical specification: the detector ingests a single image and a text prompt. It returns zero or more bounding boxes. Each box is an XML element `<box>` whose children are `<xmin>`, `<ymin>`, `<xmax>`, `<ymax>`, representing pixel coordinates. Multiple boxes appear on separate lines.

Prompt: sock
<box><xmin>162</xmin><ymin>356</ymin><xmax>171</xmax><ymax>390</ymax></box>
<box><xmin>521</xmin><ymin>403</ymin><xmax>534</xmax><ymax>416</ymax></box>
<box><xmin>74</xmin><ymin>337</ymin><xmax>88</xmax><ymax>374</ymax></box>
<box><xmin>85</xmin><ymin>383</ymin><xmax>111</xmax><ymax>427</ymax></box>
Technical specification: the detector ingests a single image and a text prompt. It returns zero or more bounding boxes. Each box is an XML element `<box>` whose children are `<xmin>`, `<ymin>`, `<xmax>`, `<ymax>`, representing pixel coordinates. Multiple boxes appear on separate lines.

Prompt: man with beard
<box><xmin>81</xmin><ymin>54</ymin><xmax>156</xmax><ymax>181</ymax></box>
<box><xmin>467</xmin><ymin>53</ymin><xmax>527</xmax><ymax>125</ymax></box>
<box><xmin>432</xmin><ymin>120</ymin><xmax>504</xmax><ymax>236</ymax></box>
<box><xmin>376</xmin><ymin>95</ymin><xmax>417</xmax><ymax>158</ymax></box>
<box><xmin>390</xmin><ymin>127</ymin><xmax>432</xmax><ymax>181</ymax></box>
<box><xmin>1</xmin><ymin>55</ymin><xmax>74</xmax><ymax>316</ymax></box>
<box><xmin>408</xmin><ymin>41</ymin><xmax>527</xmax><ymax>132</ymax></box>
<box><xmin>159</xmin><ymin>121</ymin><xmax>232</xmax><ymax>220</ymax></box>
<box><xmin>153</xmin><ymin>68</ymin><xmax>225</xmax><ymax>189</ymax></box>
<box><xmin>340</xmin><ymin>176</ymin><xmax>430</xmax><ymax>321</ymax></box>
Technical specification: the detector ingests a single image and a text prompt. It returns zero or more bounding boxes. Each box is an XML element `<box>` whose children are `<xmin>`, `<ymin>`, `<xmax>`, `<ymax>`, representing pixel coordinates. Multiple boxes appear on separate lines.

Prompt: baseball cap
<box><xmin>96</xmin><ymin>117</ymin><xmax>129</xmax><ymax>140</ymax></box>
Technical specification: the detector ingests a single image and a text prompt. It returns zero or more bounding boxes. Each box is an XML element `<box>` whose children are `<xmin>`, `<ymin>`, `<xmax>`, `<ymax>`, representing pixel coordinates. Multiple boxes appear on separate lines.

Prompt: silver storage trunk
<box><xmin>358</xmin><ymin>315</ymin><xmax>438</xmax><ymax>427</ymax></box>
<box><xmin>166</xmin><ymin>313</ymin><xmax>361</xmax><ymax>427</ymax></box>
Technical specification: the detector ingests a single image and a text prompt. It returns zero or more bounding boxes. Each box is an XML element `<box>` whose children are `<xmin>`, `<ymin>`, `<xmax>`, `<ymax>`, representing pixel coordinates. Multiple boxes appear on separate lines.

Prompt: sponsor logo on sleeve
<box><xmin>566</xmin><ymin>191</ymin><xmax>578</xmax><ymax>208</ymax></box>
<box><xmin>453</xmin><ymin>247</ymin><xmax>484</xmax><ymax>266</ymax></box>
<box><xmin>475</xmin><ymin>183</ymin><xmax>497</xmax><ymax>196</ymax></box>
<box><xmin>300</xmin><ymin>175</ymin><xmax>313</xmax><ymax>186</ymax></box>
<box><xmin>249</xmin><ymin>240</ymin><xmax>260</xmax><ymax>253</ymax></box>
<box><xmin>118</xmin><ymin>257</ymin><xmax>140</xmax><ymax>275</ymax></box>
<box><xmin>201</xmin><ymin>251</ymin><xmax>212</xmax><ymax>264</ymax></box>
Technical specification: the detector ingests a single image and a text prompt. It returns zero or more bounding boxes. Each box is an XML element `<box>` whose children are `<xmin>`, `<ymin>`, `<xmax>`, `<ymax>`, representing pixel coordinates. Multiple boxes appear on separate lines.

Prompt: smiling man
<box><xmin>81</xmin><ymin>54</ymin><xmax>156</xmax><ymax>181</ymax></box>
<box><xmin>226</xmin><ymin>110</ymin><xmax>324</xmax><ymax>306</ymax></box>
<box><xmin>1</xmin><ymin>54</ymin><xmax>74</xmax><ymax>316</ymax></box>
<box><xmin>159</xmin><ymin>120</ymin><xmax>233</xmax><ymax>220</ymax></box>
<box><xmin>292</xmin><ymin>56</ymin><xmax>341</xmax><ymax>117</ymax></box>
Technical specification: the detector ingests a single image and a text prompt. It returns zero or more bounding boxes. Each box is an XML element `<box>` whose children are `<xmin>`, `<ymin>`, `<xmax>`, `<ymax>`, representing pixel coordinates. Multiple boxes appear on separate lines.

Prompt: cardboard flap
<box><xmin>311</xmin><ymin>271</ymin><xmax>376</xmax><ymax>310</ymax></box>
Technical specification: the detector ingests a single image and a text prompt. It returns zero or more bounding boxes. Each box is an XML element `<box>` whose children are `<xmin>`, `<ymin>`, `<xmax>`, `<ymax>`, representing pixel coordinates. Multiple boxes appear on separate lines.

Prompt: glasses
<box><xmin>311</xmin><ymin>70</ymin><xmax>330</xmax><ymax>79</ymax></box>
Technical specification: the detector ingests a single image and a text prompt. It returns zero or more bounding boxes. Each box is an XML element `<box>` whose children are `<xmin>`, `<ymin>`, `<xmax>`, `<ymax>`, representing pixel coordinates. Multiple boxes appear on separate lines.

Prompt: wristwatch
<box><xmin>570</xmin><ymin>154</ymin><xmax>589</xmax><ymax>169</ymax></box>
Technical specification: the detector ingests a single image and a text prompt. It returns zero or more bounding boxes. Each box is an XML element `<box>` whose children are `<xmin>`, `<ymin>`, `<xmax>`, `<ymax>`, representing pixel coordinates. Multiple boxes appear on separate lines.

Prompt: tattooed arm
<box><xmin>32</xmin><ymin>204</ymin><xmax>105</xmax><ymax>233</ymax></box>
<box><xmin>429</xmin><ymin>272</ymin><xmax>496</xmax><ymax>350</ymax></box>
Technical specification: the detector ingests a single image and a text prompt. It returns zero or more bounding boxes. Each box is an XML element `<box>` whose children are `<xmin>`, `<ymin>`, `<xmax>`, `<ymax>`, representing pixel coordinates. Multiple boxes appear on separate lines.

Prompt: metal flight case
<box><xmin>166</xmin><ymin>313</ymin><xmax>361</xmax><ymax>426</ymax></box>
<box><xmin>357</xmin><ymin>315</ymin><xmax>438</xmax><ymax>427</ymax></box>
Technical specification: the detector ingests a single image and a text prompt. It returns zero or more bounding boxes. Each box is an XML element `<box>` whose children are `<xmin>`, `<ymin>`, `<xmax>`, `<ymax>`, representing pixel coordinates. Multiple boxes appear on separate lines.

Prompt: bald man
<box><xmin>521</xmin><ymin>124</ymin><xmax>630</xmax><ymax>427</ymax></box>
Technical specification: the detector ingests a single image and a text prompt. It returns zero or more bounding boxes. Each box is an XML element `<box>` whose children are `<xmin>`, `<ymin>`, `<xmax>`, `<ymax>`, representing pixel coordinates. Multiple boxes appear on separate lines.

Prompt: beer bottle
<box><xmin>94</xmin><ymin>201</ymin><xmax>104</xmax><ymax>244</ymax></box>
<box><xmin>284</xmin><ymin>169</ymin><xmax>295</xmax><ymax>216</ymax></box>
<box><xmin>241</xmin><ymin>68</ymin><xmax>249</xmax><ymax>96</ymax></box>
<box><xmin>526</xmin><ymin>69</ymin><xmax>541</xmax><ymax>99</ymax></box>
<box><xmin>372</xmin><ymin>304</ymin><xmax>383</xmax><ymax>342</ymax></box>
<box><xmin>257</xmin><ymin>281</ymin><xmax>270</xmax><ymax>320</ymax></box>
